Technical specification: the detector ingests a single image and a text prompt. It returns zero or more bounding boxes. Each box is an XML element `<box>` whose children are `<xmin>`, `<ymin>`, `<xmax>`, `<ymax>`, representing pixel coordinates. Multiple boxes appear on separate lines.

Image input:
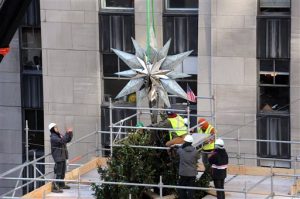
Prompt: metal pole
<box><xmin>12</xmin><ymin>167</ymin><xmax>24</xmax><ymax>197</ymax></box>
<box><xmin>244</xmin><ymin>181</ymin><xmax>247</xmax><ymax>199</ymax></box>
<box><xmin>96</xmin><ymin>123</ymin><xmax>99</xmax><ymax>157</ymax></box>
<box><xmin>25</xmin><ymin>120</ymin><xmax>29</xmax><ymax>193</ymax></box>
<box><xmin>237</xmin><ymin>129</ymin><xmax>241</xmax><ymax>165</ymax></box>
<box><xmin>159</xmin><ymin>176</ymin><xmax>163</xmax><ymax>198</ymax></box>
<box><xmin>77</xmin><ymin>173</ymin><xmax>81</xmax><ymax>199</ymax></box>
<box><xmin>109</xmin><ymin>98</ymin><xmax>113</xmax><ymax>157</ymax></box>
<box><xmin>33</xmin><ymin>150</ymin><xmax>37</xmax><ymax>189</ymax></box>
<box><xmin>129</xmin><ymin>193</ymin><xmax>132</xmax><ymax>199</ymax></box>
<box><xmin>187</xmin><ymin>104</ymin><xmax>190</xmax><ymax>134</ymax></box>
<box><xmin>270</xmin><ymin>166</ymin><xmax>274</xmax><ymax>199</ymax></box>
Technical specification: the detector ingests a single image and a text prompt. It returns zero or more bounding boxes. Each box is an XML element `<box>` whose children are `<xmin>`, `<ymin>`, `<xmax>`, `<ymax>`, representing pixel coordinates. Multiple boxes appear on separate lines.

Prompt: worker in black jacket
<box><xmin>49</xmin><ymin>123</ymin><xmax>73</xmax><ymax>193</ymax></box>
<box><xmin>208</xmin><ymin>138</ymin><xmax>228</xmax><ymax>199</ymax></box>
<box><xmin>176</xmin><ymin>134</ymin><xmax>200</xmax><ymax>199</ymax></box>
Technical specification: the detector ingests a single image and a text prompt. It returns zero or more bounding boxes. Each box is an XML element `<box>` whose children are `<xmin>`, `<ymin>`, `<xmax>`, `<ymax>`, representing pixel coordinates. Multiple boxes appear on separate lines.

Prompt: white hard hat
<box><xmin>48</xmin><ymin>123</ymin><xmax>57</xmax><ymax>130</ymax></box>
<box><xmin>215</xmin><ymin>138</ymin><xmax>224</xmax><ymax>148</ymax></box>
<box><xmin>184</xmin><ymin>134</ymin><xmax>193</xmax><ymax>143</ymax></box>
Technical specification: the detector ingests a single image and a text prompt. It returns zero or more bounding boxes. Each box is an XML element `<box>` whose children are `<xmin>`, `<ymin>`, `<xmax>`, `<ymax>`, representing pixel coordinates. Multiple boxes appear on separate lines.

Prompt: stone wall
<box><xmin>0</xmin><ymin>32</ymin><xmax>22</xmax><ymax>195</ymax></box>
<box><xmin>40</xmin><ymin>0</ymin><xmax>101</xmax><ymax>167</ymax></box>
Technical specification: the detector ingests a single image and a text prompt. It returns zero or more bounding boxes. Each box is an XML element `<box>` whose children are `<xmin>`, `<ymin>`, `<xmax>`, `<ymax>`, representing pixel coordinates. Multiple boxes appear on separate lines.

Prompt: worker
<box><xmin>197</xmin><ymin>118</ymin><xmax>216</xmax><ymax>175</ymax></box>
<box><xmin>153</xmin><ymin>111</ymin><xmax>187</xmax><ymax>147</ymax></box>
<box><xmin>208</xmin><ymin>138</ymin><xmax>228</xmax><ymax>199</ymax></box>
<box><xmin>176</xmin><ymin>134</ymin><xmax>199</xmax><ymax>199</ymax></box>
<box><xmin>49</xmin><ymin>123</ymin><xmax>73</xmax><ymax>193</ymax></box>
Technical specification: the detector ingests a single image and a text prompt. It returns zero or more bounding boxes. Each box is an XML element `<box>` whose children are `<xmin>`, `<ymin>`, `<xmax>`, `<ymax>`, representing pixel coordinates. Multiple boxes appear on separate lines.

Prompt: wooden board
<box><xmin>22</xmin><ymin>157</ymin><xmax>107</xmax><ymax>199</ymax></box>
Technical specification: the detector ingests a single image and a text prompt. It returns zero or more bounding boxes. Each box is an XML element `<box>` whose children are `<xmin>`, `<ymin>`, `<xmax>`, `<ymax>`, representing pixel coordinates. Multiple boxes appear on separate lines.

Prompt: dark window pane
<box><xmin>29</xmin><ymin>130</ymin><xmax>44</xmax><ymax>150</ymax></box>
<box><xmin>99</xmin><ymin>14</ymin><xmax>134</xmax><ymax>53</ymax></box>
<box><xmin>22</xmin><ymin>0</ymin><xmax>40</xmax><ymax>26</ymax></box>
<box><xmin>188</xmin><ymin>16</ymin><xmax>198</xmax><ymax>54</ymax></box>
<box><xmin>260</xmin><ymin>60</ymin><xmax>273</xmax><ymax>71</ymax></box>
<box><xmin>257</xmin><ymin>18</ymin><xmax>290</xmax><ymax>59</ymax></box>
<box><xmin>257</xmin><ymin>115</ymin><xmax>290</xmax><ymax>159</ymax></box>
<box><xmin>36</xmin><ymin>110</ymin><xmax>44</xmax><ymax>130</ymax></box>
<box><xmin>275</xmin><ymin>60</ymin><xmax>289</xmax><ymax>72</ymax></box>
<box><xmin>260</xmin><ymin>74</ymin><xmax>274</xmax><ymax>84</ymax></box>
<box><xmin>259</xmin><ymin>86</ymin><xmax>289</xmax><ymax>112</ymax></box>
<box><xmin>22</xmin><ymin>49</ymin><xmax>42</xmax><ymax>71</ymax></box>
<box><xmin>103</xmin><ymin>54</ymin><xmax>118</xmax><ymax>77</ymax></box>
<box><xmin>120</xmin><ymin>58</ymin><xmax>130</xmax><ymax>72</ymax></box>
<box><xmin>111</xmin><ymin>16</ymin><xmax>123</xmax><ymax>50</ymax></box>
<box><xmin>167</xmin><ymin>0</ymin><xmax>198</xmax><ymax>9</ymax></box>
<box><xmin>25</xmin><ymin>109</ymin><xmax>36</xmax><ymax>130</ymax></box>
<box><xmin>21</xmin><ymin>27</ymin><xmax>41</xmax><ymax>48</ymax></box>
<box><xmin>104</xmin><ymin>79</ymin><xmax>130</xmax><ymax>99</ymax></box>
<box><xmin>105</xmin><ymin>0</ymin><xmax>134</xmax><ymax>8</ymax></box>
<box><xmin>275</xmin><ymin>74</ymin><xmax>289</xmax><ymax>85</ymax></box>
<box><xmin>22</xmin><ymin>75</ymin><xmax>43</xmax><ymax>108</ymax></box>
<box><xmin>174</xmin><ymin>17</ymin><xmax>187</xmax><ymax>53</ymax></box>
<box><xmin>163</xmin><ymin>15</ymin><xmax>198</xmax><ymax>55</ymax></box>
<box><xmin>99</xmin><ymin>15</ymin><xmax>111</xmax><ymax>53</ymax></box>
<box><xmin>163</xmin><ymin>17</ymin><xmax>175</xmax><ymax>54</ymax></box>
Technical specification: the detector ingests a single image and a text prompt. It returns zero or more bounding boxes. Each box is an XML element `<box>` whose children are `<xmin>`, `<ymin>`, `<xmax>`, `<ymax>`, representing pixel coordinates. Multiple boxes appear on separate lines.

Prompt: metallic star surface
<box><xmin>112</xmin><ymin>38</ymin><xmax>192</xmax><ymax>107</ymax></box>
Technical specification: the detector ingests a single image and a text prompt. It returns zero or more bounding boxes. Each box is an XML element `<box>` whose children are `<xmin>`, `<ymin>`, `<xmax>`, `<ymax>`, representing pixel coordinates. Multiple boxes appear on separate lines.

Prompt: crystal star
<box><xmin>112</xmin><ymin>38</ymin><xmax>192</xmax><ymax>107</ymax></box>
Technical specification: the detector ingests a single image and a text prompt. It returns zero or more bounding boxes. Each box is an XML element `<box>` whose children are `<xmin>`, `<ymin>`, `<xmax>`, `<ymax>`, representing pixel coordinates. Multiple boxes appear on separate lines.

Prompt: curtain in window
<box><xmin>22</xmin><ymin>75</ymin><xmax>43</xmax><ymax>108</ymax></box>
<box><xmin>100</xmin><ymin>14</ymin><xmax>134</xmax><ymax>53</ymax></box>
<box><xmin>257</xmin><ymin>115</ymin><xmax>290</xmax><ymax>158</ymax></box>
<box><xmin>257</xmin><ymin>18</ymin><xmax>290</xmax><ymax>58</ymax></box>
<box><xmin>163</xmin><ymin>15</ymin><xmax>198</xmax><ymax>55</ymax></box>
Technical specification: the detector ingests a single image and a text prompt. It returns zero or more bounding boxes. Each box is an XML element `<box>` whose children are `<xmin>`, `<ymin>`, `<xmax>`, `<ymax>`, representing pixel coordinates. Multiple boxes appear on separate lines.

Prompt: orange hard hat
<box><xmin>198</xmin><ymin>118</ymin><xmax>209</xmax><ymax>129</ymax></box>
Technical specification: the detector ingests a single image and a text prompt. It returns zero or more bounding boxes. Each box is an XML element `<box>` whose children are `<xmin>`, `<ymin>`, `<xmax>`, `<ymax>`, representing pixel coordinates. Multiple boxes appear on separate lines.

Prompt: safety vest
<box><xmin>198</xmin><ymin>124</ymin><xmax>215</xmax><ymax>150</ymax></box>
<box><xmin>167</xmin><ymin>115</ymin><xmax>187</xmax><ymax>140</ymax></box>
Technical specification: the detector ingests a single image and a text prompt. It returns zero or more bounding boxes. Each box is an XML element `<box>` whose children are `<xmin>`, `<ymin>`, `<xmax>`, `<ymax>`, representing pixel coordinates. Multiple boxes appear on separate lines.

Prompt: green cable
<box><xmin>146</xmin><ymin>0</ymin><xmax>151</xmax><ymax>60</ymax></box>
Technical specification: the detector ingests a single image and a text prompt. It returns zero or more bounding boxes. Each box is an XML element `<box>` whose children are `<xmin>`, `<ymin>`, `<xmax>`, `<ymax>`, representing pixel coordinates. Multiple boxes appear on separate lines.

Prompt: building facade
<box><xmin>0</xmin><ymin>0</ymin><xmax>300</xmax><ymax>195</ymax></box>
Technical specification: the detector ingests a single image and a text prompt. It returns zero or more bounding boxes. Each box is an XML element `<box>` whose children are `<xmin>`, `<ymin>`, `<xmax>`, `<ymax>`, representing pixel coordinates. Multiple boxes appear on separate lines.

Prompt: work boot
<box><xmin>60</xmin><ymin>184</ymin><xmax>71</xmax><ymax>189</ymax></box>
<box><xmin>52</xmin><ymin>183</ymin><xmax>63</xmax><ymax>193</ymax></box>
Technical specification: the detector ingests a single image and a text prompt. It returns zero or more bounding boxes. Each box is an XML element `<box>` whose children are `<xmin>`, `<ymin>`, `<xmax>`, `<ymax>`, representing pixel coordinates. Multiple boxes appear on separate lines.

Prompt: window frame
<box><xmin>100</xmin><ymin>0</ymin><xmax>134</xmax><ymax>11</ymax></box>
<box><xmin>164</xmin><ymin>0</ymin><xmax>198</xmax><ymax>12</ymax></box>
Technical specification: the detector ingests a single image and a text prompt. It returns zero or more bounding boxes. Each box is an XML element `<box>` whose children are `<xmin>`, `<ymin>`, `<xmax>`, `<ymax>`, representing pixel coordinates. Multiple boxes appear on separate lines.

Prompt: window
<box><xmin>24</xmin><ymin>109</ymin><xmax>44</xmax><ymax>151</ymax></box>
<box><xmin>99</xmin><ymin>14</ymin><xmax>134</xmax><ymax>53</ymax></box>
<box><xmin>257</xmin><ymin>4</ymin><xmax>291</xmax><ymax>166</ymax></box>
<box><xmin>165</xmin><ymin>0</ymin><xmax>198</xmax><ymax>10</ymax></box>
<box><xmin>257</xmin><ymin>115</ymin><xmax>290</xmax><ymax>167</ymax></box>
<box><xmin>259</xmin><ymin>0</ymin><xmax>290</xmax><ymax>14</ymax></box>
<box><xmin>163</xmin><ymin>15</ymin><xmax>198</xmax><ymax>56</ymax></box>
<box><xmin>257</xmin><ymin>18</ymin><xmax>290</xmax><ymax>59</ymax></box>
<box><xmin>22</xmin><ymin>0</ymin><xmax>40</xmax><ymax>26</ymax></box>
<box><xmin>101</xmin><ymin>0</ymin><xmax>133</xmax><ymax>9</ymax></box>
<box><xmin>259</xmin><ymin>59</ymin><xmax>289</xmax><ymax>86</ymax></box>
<box><xmin>22</xmin><ymin>75</ymin><xmax>43</xmax><ymax>108</ymax></box>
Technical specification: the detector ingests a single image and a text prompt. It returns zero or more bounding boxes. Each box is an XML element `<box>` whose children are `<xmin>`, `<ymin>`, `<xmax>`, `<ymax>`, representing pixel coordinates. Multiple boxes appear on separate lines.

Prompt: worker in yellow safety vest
<box><xmin>197</xmin><ymin>118</ymin><xmax>216</xmax><ymax>175</ymax></box>
<box><xmin>153</xmin><ymin>111</ymin><xmax>188</xmax><ymax>147</ymax></box>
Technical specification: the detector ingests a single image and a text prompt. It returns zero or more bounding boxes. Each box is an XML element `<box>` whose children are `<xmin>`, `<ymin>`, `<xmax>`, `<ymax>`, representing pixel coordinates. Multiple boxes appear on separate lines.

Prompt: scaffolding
<box><xmin>0</xmin><ymin>99</ymin><xmax>300</xmax><ymax>199</ymax></box>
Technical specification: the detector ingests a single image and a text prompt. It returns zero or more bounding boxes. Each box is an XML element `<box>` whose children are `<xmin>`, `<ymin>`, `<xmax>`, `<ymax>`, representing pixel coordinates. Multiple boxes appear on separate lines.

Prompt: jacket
<box><xmin>198</xmin><ymin>124</ymin><xmax>216</xmax><ymax>151</ymax></box>
<box><xmin>50</xmin><ymin>131</ymin><xmax>73</xmax><ymax>162</ymax></box>
<box><xmin>177</xmin><ymin>144</ymin><xmax>199</xmax><ymax>177</ymax></box>
<box><xmin>208</xmin><ymin>148</ymin><xmax>228</xmax><ymax>180</ymax></box>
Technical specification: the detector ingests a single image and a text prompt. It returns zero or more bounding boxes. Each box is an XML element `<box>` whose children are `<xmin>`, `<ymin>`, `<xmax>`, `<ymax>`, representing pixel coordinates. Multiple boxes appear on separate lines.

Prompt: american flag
<box><xmin>187</xmin><ymin>84</ymin><xmax>196</xmax><ymax>102</ymax></box>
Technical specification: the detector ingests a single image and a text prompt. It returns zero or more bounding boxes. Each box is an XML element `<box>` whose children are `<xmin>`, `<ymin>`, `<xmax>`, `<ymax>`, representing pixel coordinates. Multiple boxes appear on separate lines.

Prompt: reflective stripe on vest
<box><xmin>167</xmin><ymin>115</ymin><xmax>187</xmax><ymax>140</ymax></box>
<box><xmin>212</xmin><ymin>164</ymin><xmax>228</xmax><ymax>169</ymax></box>
<box><xmin>198</xmin><ymin>124</ymin><xmax>215</xmax><ymax>150</ymax></box>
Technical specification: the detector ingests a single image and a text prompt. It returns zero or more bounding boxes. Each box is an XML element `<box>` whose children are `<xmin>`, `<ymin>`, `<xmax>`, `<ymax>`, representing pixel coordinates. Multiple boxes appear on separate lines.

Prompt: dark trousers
<box><xmin>213</xmin><ymin>179</ymin><xmax>225</xmax><ymax>199</ymax></box>
<box><xmin>178</xmin><ymin>176</ymin><xmax>195</xmax><ymax>199</ymax></box>
<box><xmin>53</xmin><ymin>160</ymin><xmax>66</xmax><ymax>188</ymax></box>
<box><xmin>202</xmin><ymin>150</ymin><xmax>213</xmax><ymax>181</ymax></box>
